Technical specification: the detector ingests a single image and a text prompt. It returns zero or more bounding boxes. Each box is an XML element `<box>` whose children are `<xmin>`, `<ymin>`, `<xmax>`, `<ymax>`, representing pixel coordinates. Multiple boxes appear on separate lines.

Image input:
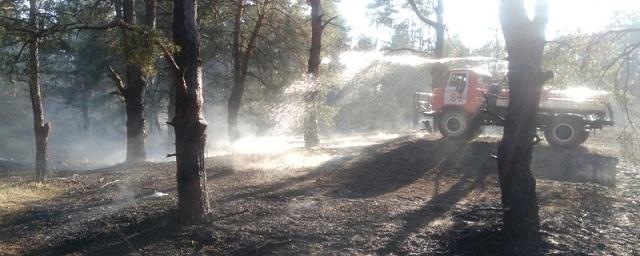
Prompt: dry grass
<box><xmin>0</xmin><ymin>177</ymin><xmax>70</xmax><ymax>255</ymax></box>
<box><xmin>0</xmin><ymin>178</ymin><xmax>68</xmax><ymax>219</ymax></box>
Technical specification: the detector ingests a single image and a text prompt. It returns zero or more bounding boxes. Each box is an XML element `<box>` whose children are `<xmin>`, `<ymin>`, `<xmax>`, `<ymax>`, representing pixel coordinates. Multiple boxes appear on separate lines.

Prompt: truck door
<box><xmin>444</xmin><ymin>71</ymin><xmax>469</xmax><ymax>105</ymax></box>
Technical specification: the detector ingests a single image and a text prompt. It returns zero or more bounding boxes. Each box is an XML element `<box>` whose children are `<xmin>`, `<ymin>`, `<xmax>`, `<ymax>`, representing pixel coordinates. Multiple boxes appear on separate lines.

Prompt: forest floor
<box><xmin>1</xmin><ymin>132</ymin><xmax>638</xmax><ymax>255</ymax></box>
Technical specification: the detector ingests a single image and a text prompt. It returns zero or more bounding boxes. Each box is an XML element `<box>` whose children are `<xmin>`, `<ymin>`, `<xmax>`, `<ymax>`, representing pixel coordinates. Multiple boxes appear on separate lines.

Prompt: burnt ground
<box><xmin>1</xmin><ymin>133</ymin><xmax>638</xmax><ymax>255</ymax></box>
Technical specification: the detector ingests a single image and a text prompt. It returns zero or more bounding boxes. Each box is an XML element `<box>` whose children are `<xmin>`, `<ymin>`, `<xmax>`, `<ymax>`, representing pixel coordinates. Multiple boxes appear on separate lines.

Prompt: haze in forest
<box><xmin>1</xmin><ymin>0</ymin><xmax>640</xmax><ymax>254</ymax></box>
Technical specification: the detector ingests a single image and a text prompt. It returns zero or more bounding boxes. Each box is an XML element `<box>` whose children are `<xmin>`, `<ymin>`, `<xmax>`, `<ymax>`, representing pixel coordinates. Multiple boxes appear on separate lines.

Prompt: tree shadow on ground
<box><xmin>24</xmin><ymin>208</ymin><xmax>216</xmax><ymax>256</ymax></box>
<box><xmin>214</xmin><ymin>136</ymin><xmax>479</xmax><ymax>204</ymax></box>
<box><xmin>532</xmin><ymin>145</ymin><xmax>619</xmax><ymax>186</ymax></box>
<box><xmin>209</xmin><ymin>136</ymin><xmax>619</xmax><ymax>254</ymax></box>
<box><xmin>372</xmin><ymin>141</ymin><xmax>495</xmax><ymax>254</ymax></box>
<box><xmin>434</xmin><ymin>220</ymin><xmax>551</xmax><ymax>256</ymax></box>
<box><xmin>4</xmin><ymin>136</ymin><xmax>623</xmax><ymax>255</ymax></box>
<box><xmin>324</xmin><ymin>139</ymin><xmax>494</xmax><ymax>199</ymax></box>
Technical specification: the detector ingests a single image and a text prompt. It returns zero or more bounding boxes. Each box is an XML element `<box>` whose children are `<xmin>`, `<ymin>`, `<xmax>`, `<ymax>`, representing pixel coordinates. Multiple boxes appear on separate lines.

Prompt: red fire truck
<box><xmin>415</xmin><ymin>68</ymin><xmax>614</xmax><ymax>147</ymax></box>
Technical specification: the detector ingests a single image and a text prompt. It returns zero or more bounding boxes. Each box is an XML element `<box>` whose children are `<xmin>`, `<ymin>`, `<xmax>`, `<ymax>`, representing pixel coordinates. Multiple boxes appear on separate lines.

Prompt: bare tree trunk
<box><xmin>172</xmin><ymin>0</ymin><xmax>210</xmax><ymax>224</ymax></box>
<box><xmin>227</xmin><ymin>0</ymin><xmax>245</xmax><ymax>141</ymax></box>
<box><xmin>29</xmin><ymin>0</ymin><xmax>49</xmax><ymax>182</ymax></box>
<box><xmin>227</xmin><ymin>0</ymin><xmax>269</xmax><ymax>141</ymax></box>
<box><xmin>122</xmin><ymin>0</ymin><xmax>147</xmax><ymax>163</ymax></box>
<box><xmin>124</xmin><ymin>68</ymin><xmax>147</xmax><ymax>163</ymax></box>
<box><xmin>304</xmin><ymin>0</ymin><xmax>322</xmax><ymax>148</ymax></box>
<box><xmin>497</xmin><ymin>0</ymin><xmax>549</xmax><ymax>237</ymax></box>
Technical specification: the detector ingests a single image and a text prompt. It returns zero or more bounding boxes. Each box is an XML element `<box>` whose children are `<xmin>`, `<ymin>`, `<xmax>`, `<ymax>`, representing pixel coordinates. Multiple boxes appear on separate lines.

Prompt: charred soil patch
<box><xmin>0</xmin><ymin>134</ymin><xmax>637</xmax><ymax>255</ymax></box>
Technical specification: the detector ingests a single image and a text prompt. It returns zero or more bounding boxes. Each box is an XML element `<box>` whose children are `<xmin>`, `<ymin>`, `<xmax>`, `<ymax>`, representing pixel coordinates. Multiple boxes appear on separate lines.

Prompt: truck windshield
<box><xmin>448</xmin><ymin>72</ymin><xmax>468</xmax><ymax>88</ymax></box>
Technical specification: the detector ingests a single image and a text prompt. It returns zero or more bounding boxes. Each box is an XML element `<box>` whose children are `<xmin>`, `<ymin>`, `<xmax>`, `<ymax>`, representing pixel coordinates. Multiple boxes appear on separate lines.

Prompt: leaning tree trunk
<box><xmin>497</xmin><ymin>0</ymin><xmax>549</xmax><ymax>236</ymax></box>
<box><xmin>172</xmin><ymin>0</ymin><xmax>210</xmax><ymax>224</ymax></box>
<box><xmin>29</xmin><ymin>0</ymin><xmax>50</xmax><ymax>182</ymax></box>
<box><xmin>304</xmin><ymin>0</ymin><xmax>322</xmax><ymax>148</ymax></box>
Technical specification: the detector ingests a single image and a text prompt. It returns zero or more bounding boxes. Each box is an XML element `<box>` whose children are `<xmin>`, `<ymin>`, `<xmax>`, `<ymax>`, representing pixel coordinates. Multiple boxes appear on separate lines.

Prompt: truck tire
<box><xmin>544</xmin><ymin>116</ymin><xmax>587</xmax><ymax>147</ymax></box>
<box><xmin>438</xmin><ymin>110</ymin><xmax>481</xmax><ymax>140</ymax></box>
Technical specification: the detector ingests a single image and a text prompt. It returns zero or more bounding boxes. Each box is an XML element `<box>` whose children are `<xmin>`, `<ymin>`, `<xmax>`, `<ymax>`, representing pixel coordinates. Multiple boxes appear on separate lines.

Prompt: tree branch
<box><xmin>158</xmin><ymin>43</ymin><xmax>187</xmax><ymax>96</ymax></box>
<box><xmin>241</xmin><ymin>0</ymin><xmax>271</xmax><ymax>77</ymax></box>
<box><xmin>107</xmin><ymin>65</ymin><xmax>126</xmax><ymax>96</ymax></box>
<box><xmin>321</xmin><ymin>15</ymin><xmax>338</xmax><ymax>30</ymax></box>
<box><xmin>407</xmin><ymin>0</ymin><xmax>438</xmax><ymax>28</ymax></box>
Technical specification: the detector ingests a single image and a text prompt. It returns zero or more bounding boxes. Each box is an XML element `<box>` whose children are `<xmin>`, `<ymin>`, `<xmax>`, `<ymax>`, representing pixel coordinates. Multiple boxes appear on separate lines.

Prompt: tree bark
<box><xmin>172</xmin><ymin>0</ymin><xmax>210</xmax><ymax>224</ymax></box>
<box><xmin>497</xmin><ymin>0</ymin><xmax>549</xmax><ymax>237</ymax></box>
<box><xmin>227</xmin><ymin>0</ymin><xmax>245</xmax><ymax>141</ymax></box>
<box><xmin>227</xmin><ymin>0</ymin><xmax>269</xmax><ymax>141</ymax></box>
<box><xmin>29</xmin><ymin>0</ymin><xmax>50</xmax><ymax>182</ymax></box>
<box><xmin>304</xmin><ymin>0</ymin><xmax>322</xmax><ymax>148</ymax></box>
<box><xmin>124</xmin><ymin>68</ymin><xmax>147</xmax><ymax>163</ymax></box>
<box><xmin>121</xmin><ymin>0</ymin><xmax>147</xmax><ymax>163</ymax></box>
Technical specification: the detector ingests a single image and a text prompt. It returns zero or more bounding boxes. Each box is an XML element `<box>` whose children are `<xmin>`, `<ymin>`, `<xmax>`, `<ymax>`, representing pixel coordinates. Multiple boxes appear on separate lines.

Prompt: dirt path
<box><xmin>0</xmin><ymin>134</ymin><xmax>638</xmax><ymax>255</ymax></box>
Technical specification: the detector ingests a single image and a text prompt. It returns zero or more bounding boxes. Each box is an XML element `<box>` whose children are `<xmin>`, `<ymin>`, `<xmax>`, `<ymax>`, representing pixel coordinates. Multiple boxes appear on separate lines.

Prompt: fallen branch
<box><xmin>212</xmin><ymin>209</ymin><xmax>249</xmax><ymax>220</ymax></box>
<box><xmin>100</xmin><ymin>179</ymin><xmax>122</xmax><ymax>189</ymax></box>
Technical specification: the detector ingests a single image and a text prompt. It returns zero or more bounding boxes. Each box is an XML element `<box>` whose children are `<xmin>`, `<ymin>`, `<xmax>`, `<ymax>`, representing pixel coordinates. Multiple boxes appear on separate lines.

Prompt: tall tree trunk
<box><xmin>227</xmin><ymin>0</ymin><xmax>269</xmax><ymax>141</ymax></box>
<box><xmin>304</xmin><ymin>0</ymin><xmax>322</xmax><ymax>148</ymax></box>
<box><xmin>124</xmin><ymin>68</ymin><xmax>147</xmax><ymax>163</ymax></box>
<box><xmin>122</xmin><ymin>0</ymin><xmax>147</xmax><ymax>163</ymax></box>
<box><xmin>497</xmin><ymin>0</ymin><xmax>549</xmax><ymax>236</ymax></box>
<box><xmin>227</xmin><ymin>0</ymin><xmax>245</xmax><ymax>141</ymax></box>
<box><xmin>29</xmin><ymin>0</ymin><xmax>49</xmax><ymax>182</ymax></box>
<box><xmin>172</xmin><ymin>0</ymin><xmax>210</xmax><ymax>224</ymax></box>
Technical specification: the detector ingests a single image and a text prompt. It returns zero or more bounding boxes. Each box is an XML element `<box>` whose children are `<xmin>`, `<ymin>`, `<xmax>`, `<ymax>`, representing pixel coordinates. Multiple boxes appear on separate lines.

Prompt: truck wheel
<box><xmin>544</xmin><ymin>116</ymin><xmax>586</xmax><ymax>147</ymax></box>
<box><xmin>439</xmin><ymin>110</ymin><xmax>472</xmax><ymax>139</ymax></box>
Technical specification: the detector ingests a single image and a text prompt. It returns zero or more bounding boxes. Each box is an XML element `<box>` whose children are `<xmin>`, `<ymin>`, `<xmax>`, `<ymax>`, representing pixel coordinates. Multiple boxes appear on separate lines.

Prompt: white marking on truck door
<box><xmin>444</xmin><ymin>72</ymin><xmax>468</xmax><ymax>105</ymax></box>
